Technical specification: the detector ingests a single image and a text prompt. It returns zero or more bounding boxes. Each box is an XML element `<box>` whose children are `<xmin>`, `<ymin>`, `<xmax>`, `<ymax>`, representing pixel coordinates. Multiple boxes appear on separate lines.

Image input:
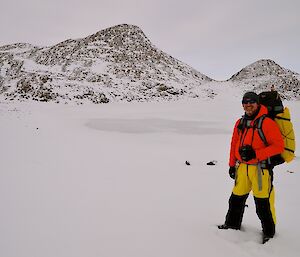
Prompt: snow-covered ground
<box><xmin>0</xmin><ymin>97</ymin><xmax>299</xmax><ymax>257</ymax></box>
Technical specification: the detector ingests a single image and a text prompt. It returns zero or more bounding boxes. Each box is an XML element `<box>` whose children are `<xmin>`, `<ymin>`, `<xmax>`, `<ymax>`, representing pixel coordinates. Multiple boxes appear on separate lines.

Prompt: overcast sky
<box><xmin>1</xmin><ymin>0</ymin><xmax>299</xmax><ymax>80</ymax></box>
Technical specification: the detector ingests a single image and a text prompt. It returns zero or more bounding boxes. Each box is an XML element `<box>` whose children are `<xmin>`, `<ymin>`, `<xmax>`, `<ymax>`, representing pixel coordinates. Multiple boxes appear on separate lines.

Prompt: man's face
<box><xmin>242</xmin><ymin>99</ymin><xmax>259</xmax><ymax>116</ymax></box>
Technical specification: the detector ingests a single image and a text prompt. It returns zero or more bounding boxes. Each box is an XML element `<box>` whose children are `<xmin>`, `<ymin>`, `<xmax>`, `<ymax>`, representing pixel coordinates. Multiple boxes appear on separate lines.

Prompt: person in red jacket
<box><xmin>218</xmin><ymin>91</ymin><xmax>284</xmax><ymax>244</ymax></box>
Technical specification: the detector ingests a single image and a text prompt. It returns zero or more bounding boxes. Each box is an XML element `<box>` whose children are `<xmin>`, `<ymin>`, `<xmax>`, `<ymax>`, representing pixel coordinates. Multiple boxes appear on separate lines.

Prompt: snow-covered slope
<box><xmin>0</xmin><ymin>24</ymin><xmax>212</xmax><ymax>103</ymax></box>
<box><xmin>228</xmin><ymin>59</ymin><xmax>300</xmax><ymax>100</ymax></box>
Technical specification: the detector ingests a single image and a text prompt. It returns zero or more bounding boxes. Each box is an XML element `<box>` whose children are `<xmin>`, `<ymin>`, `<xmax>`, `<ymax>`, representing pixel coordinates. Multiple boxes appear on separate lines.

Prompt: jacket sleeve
<box><xmin>229</xmin><ymin>120</ymin><xmax>240</xmax><ymax>167</ymax></box>
<box><xmin>255</xmin><ymin>118</ymin><xmax>284</xmax><ymax>161</ymax></box>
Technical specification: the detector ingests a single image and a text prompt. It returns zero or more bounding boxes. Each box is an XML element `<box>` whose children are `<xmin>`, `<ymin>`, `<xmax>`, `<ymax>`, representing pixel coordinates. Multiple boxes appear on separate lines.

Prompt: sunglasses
<box><xmin>242</xmin><ymin>99</ymin><xmax>257</xmax><ymax>104</ymax></box>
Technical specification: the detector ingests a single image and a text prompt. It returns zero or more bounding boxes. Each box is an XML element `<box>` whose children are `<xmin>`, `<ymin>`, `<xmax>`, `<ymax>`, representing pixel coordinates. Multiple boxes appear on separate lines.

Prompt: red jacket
<box><xmin>229</xmin><ymin>105</ymin><xmax>284</xmax><ymax>167</ymax></box>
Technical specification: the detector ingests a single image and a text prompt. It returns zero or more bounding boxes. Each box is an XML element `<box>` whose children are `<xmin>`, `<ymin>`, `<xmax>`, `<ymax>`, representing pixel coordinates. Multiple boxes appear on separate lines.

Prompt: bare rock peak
<box><xmin>101</xmin><ymin>24</ymin><xmax>145</xmax><ymax>34</ymax></box>
<box><xmin>228</xmin><ymin>59</ymin><xmax>300</xmax><ymax>99</ymax></box>
<box><xmin>230</xmin><ymin>58</ymin><xmax>296</xmax><ymax>81</ymax></box>
<box><xmin>84</xmin><ymin>24</ymin><xmax>151</xmax><ymax>45</ymax></box>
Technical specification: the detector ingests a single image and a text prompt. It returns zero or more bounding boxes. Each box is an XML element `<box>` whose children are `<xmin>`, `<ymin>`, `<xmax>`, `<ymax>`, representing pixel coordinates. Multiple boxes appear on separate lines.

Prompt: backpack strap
<box><xmin>238</xmin><ymin>114</ymin><xmax>268</xmax><ymax>146</ymax></box>
<box><xmin>255</xmin><ymin>115</ymin><xmax>276</xmax><ymax>167</ymax></box>
<box><xmin>255</xmin><ymin>115</ymin><xmax>268</xmax><ymax>146</ymax></box>
<box><xmin>237</xmin><ymin>117</ymin><xmax>243</xmax><ymax>133</ymax></box>
<box><xmin>275</xmin><ymin>116</ymin><xmax>290</xmax><ymax>121</ymax></box>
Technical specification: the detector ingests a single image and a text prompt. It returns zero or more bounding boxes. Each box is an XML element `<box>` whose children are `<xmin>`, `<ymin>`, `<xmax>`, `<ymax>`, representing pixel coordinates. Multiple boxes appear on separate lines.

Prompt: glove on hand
<box><xmin>229</xmin><ymin>166</ymin><xmax>236</xmax><ymax>179</ymax></box>
<box><xmin>239</xmin><ymin>145</ymin><xmax>256</xmax><ymax>162</ymax></box>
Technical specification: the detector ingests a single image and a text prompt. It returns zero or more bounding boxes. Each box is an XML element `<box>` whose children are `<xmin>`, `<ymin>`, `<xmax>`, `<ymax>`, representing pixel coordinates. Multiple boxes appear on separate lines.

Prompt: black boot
<box><xmin>218</xmin><ymin>224</ymin><xmax>240</xmax><ymax>230</ymax></box>
<box><xmin>262</xmin><ymin>234</ymin><xmax>273</xmax><ymax>244</ymax></box>
<box><xmin>221</xmin><ymin>193</ymin><xmax>249</xmax><ymax>230</ymax></box>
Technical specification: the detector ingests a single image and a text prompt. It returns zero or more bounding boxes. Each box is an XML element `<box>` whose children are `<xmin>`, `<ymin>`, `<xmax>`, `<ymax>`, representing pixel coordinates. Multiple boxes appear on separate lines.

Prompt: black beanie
<box><xmin>242</xmin><ymin>91</ymin><xmax>259</xmax><ymax>103</ymax></box>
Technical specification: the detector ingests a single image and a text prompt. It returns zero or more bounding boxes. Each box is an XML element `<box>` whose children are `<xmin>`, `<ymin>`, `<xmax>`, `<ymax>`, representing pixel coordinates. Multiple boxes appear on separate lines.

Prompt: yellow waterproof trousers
<box><xmin>233</xmin><ymin>163</ymin><xmax>276</xmax><ymax>224</ymax></box>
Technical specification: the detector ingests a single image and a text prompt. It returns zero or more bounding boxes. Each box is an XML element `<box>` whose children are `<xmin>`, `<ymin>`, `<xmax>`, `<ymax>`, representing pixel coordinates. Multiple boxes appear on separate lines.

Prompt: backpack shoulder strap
<box><xmin>237</xmin><ymin>117</ymin><xmax>243</xmax><ymax>133</ymax></box>
<box><xmin>255</xmin><ymin>114</ymin><xmax>268</xmax><ymax>146</ymax></box>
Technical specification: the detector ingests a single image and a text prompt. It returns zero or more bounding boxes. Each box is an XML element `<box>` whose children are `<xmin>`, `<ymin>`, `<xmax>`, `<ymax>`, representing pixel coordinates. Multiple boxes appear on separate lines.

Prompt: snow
<box><xmin>0</xmin><ymin>98</ymin><xmax>299</xmax><ymax>257</ymax></box>
<box><xmin>22</xmin><ymin>59</ymin><xmax>63</xmax><ymax>74</ymax></box>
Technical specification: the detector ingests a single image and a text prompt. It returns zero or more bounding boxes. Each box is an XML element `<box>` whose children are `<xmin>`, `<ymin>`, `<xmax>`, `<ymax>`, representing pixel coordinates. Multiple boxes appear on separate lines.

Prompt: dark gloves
<box><xmin>239</xmin><ymin>145</ymin><xmax>256</xmax><ymax>162</ymax></box>
<box><xmin>229</xmin><ymin>166</ymin><xmax>236</xmax><ymax>179</ymax></box>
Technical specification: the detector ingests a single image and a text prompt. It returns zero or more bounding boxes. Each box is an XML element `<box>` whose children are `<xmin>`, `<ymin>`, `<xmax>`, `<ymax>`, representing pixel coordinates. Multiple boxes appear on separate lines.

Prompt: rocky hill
<box><xmin>0</xmin><ymin>25</ymin><xmax>300</xmax><ymax>103</ymax></box>
<box><xmin>0</xmin><ymin>24</ymin><xmax>212</xmax><ymax>104</ymax></box>
<box><xmin>228</xmin><ymin>59</ymin><xmax>300</xmax><ymax>100</ymax></box>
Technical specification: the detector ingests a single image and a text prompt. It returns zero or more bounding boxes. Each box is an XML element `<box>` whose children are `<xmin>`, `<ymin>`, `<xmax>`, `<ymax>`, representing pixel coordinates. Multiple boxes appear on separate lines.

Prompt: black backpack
<box><xmin>258</xmin><ymin>91</ymin><xmax>284</xmax><ymax>118</ymax></box>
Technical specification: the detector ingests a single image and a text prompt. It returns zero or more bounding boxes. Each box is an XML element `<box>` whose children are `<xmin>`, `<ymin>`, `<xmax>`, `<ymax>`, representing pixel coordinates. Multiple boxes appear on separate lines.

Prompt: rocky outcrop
<box><xmin>0</xmin><ymin>24</ymin><xmax>212</xmax><ymax>104</ymax></box>
<box><xmin>228</xmin><ymin>59</ymin><xmax>300</xmax><ymax>99</ymax></box>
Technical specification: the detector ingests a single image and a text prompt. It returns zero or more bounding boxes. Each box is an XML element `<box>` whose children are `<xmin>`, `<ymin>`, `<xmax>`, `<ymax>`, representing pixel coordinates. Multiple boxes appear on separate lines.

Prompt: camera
<box><xmin>239</xmin><ymin>145</ymin><xmax>255</xmax><ymax>161</ymax></box>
